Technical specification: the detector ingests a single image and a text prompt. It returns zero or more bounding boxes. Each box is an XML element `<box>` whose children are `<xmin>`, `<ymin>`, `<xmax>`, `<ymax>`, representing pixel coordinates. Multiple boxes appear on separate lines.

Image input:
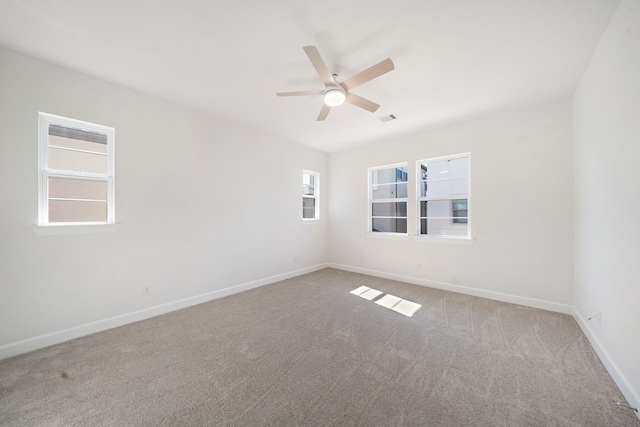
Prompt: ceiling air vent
<box><xmin>379</xmin><ymin>114</ymin><xmax>397</xmax><ymax>123</ymax></box>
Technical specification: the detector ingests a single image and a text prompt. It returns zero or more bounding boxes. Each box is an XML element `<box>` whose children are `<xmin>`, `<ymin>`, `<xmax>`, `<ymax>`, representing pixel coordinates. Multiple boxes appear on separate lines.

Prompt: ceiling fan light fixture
<box><xmin>323</xmin><ymin>87</ymin><xmax>346</xmax><ymax>106</ymax></box>
<box><xmin>276</xmin><ymin>46</ymin><xmax>394</xmax><ymax>120</ymax></box>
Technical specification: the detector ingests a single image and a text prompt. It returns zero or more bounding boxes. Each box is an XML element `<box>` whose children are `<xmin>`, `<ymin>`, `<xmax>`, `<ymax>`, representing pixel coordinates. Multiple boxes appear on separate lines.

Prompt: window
<box><xmin>369</xmin><ymin>163</ymin><xmax>408</xmax><ymax>234</ymax></box>
<box><xmin>417</xmin><ymin>154</ymin><xmax>470</xmax><ymax>238</ymax></box>
<box><xmin>302</xmin><ymin>170</ymin><xmax>319</xmax><ymax>220</ymax></box>
<box><xmin>38</xmin><ymin>113</ymin><xmax>115</xmax><ymax>225</ymax></box>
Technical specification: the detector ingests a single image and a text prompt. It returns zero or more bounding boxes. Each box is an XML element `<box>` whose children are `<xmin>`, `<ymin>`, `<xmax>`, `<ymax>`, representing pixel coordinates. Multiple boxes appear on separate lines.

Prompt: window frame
<box><xmin>416</xmin><ymin>153</ymin><xmax>471</xmax><ymax>240</ymax></box>
<box><xmin>37</xmin><ymin>112</ymin><xmax>116</xmax><ymax>231</ymax></box>
<box><xmin>302</xmin><ymin>169</ymin><xmax>320</xmax><ymax>221</ymax></box>
<box><xmin>368</xmin><ymin>162</ymin><xmax>409</xmax><ymax>235</ymax></box>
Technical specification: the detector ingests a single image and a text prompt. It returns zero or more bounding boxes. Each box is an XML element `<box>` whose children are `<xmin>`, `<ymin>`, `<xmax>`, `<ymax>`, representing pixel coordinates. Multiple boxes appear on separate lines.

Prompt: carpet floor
<box><xmin>1</xmin><ymin>268</ymin><xmax>638</xmax><ymax>426</ymax></box>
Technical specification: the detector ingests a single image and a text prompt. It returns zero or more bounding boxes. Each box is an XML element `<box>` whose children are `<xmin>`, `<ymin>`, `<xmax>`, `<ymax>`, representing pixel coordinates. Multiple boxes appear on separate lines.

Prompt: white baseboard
<box><xmin>328</xmin><ymin>263</ymin><xmax>573</xmax><ymax>314</ymax></box>
<box><xmin>0</xmin><ymin>263</ymin><xmax>328</xmax><ymax>361</ymax></box>
<box><xmin>573</xmin><ymin>308</ymin><xmax>640</xmax><ymax>421</ymax></box>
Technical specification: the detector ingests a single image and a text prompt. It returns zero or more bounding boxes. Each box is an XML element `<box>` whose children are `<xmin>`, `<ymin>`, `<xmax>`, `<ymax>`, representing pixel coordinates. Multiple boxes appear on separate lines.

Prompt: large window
<box><xmin>417</xmin><ymin>154</ymin><xmax>470</xmax><ymax>238</ymax></box>
<box><xmin>303</xmin><ymin>170</ymin><xmax>319</xmax><ymax>220</ymax></box>
<box><xmin>38</xmin><ymin>113</ymin><xmax>115</xmax><ymax>225</ymax></box>
<box><xmin>369</xmin><ymin>163</ymin><xmax>408</xmax><ymax>234</ymax></box>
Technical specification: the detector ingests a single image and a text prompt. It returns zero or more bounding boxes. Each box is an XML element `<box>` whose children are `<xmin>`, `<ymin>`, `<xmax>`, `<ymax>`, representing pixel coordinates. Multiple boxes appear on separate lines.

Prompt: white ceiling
<box><xmin>0</xmin><ymin>0</ymin><xmax>621</xmax><ymax>153</ymax></box>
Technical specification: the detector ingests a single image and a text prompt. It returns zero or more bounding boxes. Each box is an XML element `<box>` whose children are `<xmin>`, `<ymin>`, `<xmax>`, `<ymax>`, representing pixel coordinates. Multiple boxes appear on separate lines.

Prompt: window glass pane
<box><xmin>372</xmin><ymin>202</ymin><xmax>407</xmax><ymax>217</ymax></box>
<box><xmin>419</xmin><ymin>199</ymin><xmax>469</xmax><ymax>236</ymax></box>
<box><xmin>419</xmin><ymin>200</ymin><xmax>453</xmax><ymax>218</ymax></box>
<box><xmin>303</xmin><ymin>173</ymin><xmax>314</xmax><ymax>186</ymax></box>
<box><xmin>48</xmin><ymin>200</ymin><xmax>107</xmax><ymax>222</ymax></box>
<box><xmin>372</xmin><ymin>182</ymin><xmax>407</xmax><ymax>200</ymax></box>
<box><xmin>452</xmin><ymin>199</ymin><xmax>468</xmax><ymax>223</ymax></box>
<box><xmin>372</xmin><ymin>218</ymin><xmax>407</xmax><ymax>233</ymax></box>
<box><xmin>303</xmin><ymin>198</ymin><xmax>315</xmax><ymax>218</ymax></box>
<box><xmin>49</xmin><ymin>177</ymin><xmax>107</xmax><ymax>201</ymax></box>
<box><xmin>303</xmin><ymin>173</ymin><xmax>315</xmax><ymax>195</ymax></box>
<box><xmin>420</xmin><ymin>217</ymin><xmax>468</xmax><ymax>236</ymax></box>
<box><xmin>419</xmin><ymin>157</ymin><xmax>469</xmax><ymax>197</ymax></box>
<box><xmin>420</xmin><ymin>157</ymin><xmax>468</xmax><ymax>181</ymax></box>
<box><xmin>453</xmin><ymin>214</ymin><xmax>468</xmax><ymax>224</ymax></box>
<box><xmin>48</xmin><ymin>147</ymin><xmax>108</xmax><ymax>174</ymax></box>
<box><xmin>452</xmin><ymin>199</ymin><xmax>467</xmax><ymax>210</ymax></box>
<box><xmin>48</xmin><ymin>134</ymin><xmax>108</xmax><ymax>154</ymax></box>
<box><xmin>372</xmin><ymin>166</ymin><xmax>408</xmax><ymax>185</ymax></box>
<box><xmin>419</xmin><ymin>177</ymin><xmax>469</xmax><ymax>198</ymax></box>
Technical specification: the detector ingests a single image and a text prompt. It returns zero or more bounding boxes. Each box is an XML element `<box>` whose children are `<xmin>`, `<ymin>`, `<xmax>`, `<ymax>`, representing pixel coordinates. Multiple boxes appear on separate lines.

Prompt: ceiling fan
<box><xmin>276</xmin><ymin>46</ymin><xmax>394</xmax><ymax>121</ymax></box>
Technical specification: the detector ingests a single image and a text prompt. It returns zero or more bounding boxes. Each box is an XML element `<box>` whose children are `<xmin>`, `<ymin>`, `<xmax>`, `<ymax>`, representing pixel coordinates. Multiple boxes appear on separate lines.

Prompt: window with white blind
<box><xmin>38</xmin><ymin>113</ymin><xmax>115</xmax><ymax>226</ymax></box>
<box><xmin>417</xmin><ymin>153</ymin><xmax>470</xmax><ymax>238</ymax></box>
<box><xmin>303</xmin><ymin>170</ymin><xmax>319</xmax><ymax>220</ymax></box>
<box><xmin>368</xmin><ymin>163</ymin><xmax>408</xmax><ymax>234</ymax></box>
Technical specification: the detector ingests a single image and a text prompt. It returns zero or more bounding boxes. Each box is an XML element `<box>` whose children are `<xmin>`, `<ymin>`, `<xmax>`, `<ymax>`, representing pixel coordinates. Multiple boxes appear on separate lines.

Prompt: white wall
<box><xmin>328</xmin><ymin>98</ymin><xmax>574</xmax><ymax>309</ymax></box>
<box><xmin>573</xmin><ymin>0</ymin><xmax>640</xmax><ymax>411</ymax></box>
<box><xmin>0</xmin><ymin>46</ymin><xmax>328</xmax><ymax>356</ymax></box>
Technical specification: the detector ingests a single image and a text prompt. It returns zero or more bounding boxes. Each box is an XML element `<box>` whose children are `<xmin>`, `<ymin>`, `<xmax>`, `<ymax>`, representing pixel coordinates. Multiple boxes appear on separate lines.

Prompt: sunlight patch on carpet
<box><xmin>375</xmin><ymin>294</ymin><xmax>421</xmax><ymax>316</ymax></box>
<box><xmin>350</xmin><ymin>286</ymin><xmax>383</xmax><ymax>300</ymax></box>
<box><xmin>375</xmin><ymin>294</ymin><xmax>401</xmax><ymax>308</ymax></box>
<box><xmin>351</xmin><ymin>287</ymin><xmax>421</xmax><ymax>317</ymax></box>
<box><xmin>390</xmin><ymin>298</ymin><xmax>422</xmax><ymax>317</ymax></box>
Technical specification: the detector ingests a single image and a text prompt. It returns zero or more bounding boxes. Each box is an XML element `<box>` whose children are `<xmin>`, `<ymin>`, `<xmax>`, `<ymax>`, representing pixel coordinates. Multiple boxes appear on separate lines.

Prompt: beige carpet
<box><xmin>1</xmin><ymin>268</ymin><xmax>638</xmax><ymax>426</ymax></box>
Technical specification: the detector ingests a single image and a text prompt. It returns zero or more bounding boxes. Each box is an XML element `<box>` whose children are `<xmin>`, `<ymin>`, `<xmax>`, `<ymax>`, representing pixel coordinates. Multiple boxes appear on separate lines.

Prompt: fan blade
<box><xmin>276</xmin><ymin>90</ymin><xmax>324</xmax><ymax>97</ymax></box>
<box><xmin>317</xmin><ymin>104</ymin><xmax>331</xmax><ymax>121</ymax></box>
<box><xmin>303</xmin><ymin>46</ymin><xmax>335</xmax><ymax>87</ymax></box>
<box><xmin>340</xmin><ymin>58</ymin><xmax>394</xmax><ymax>91</ymax></box>
<box><xmin>345</xmin><ymin>92</ymin><xmax>380</xmax><ymax>113</ymax></box>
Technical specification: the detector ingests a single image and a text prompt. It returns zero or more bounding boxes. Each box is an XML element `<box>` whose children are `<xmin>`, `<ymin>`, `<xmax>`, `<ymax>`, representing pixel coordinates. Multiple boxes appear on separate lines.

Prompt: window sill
<box><xmin>302</xmin><ymin>219</ymin><xmax>320</xmax><ymax>224</ymax></box>
<box><xmin>366</xmin><ymin>232</ymin><xmax>410</xmax><ymax>240</ymax></box>
<box><xmin>414</xmin><ymin>235</ymin><xmax>475</xmax><ymax>245</ymax></box>
<box><xmin>32</xmin><ymin>223</ymin><xmax>119</xmax><ymax>236</ymax></box>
